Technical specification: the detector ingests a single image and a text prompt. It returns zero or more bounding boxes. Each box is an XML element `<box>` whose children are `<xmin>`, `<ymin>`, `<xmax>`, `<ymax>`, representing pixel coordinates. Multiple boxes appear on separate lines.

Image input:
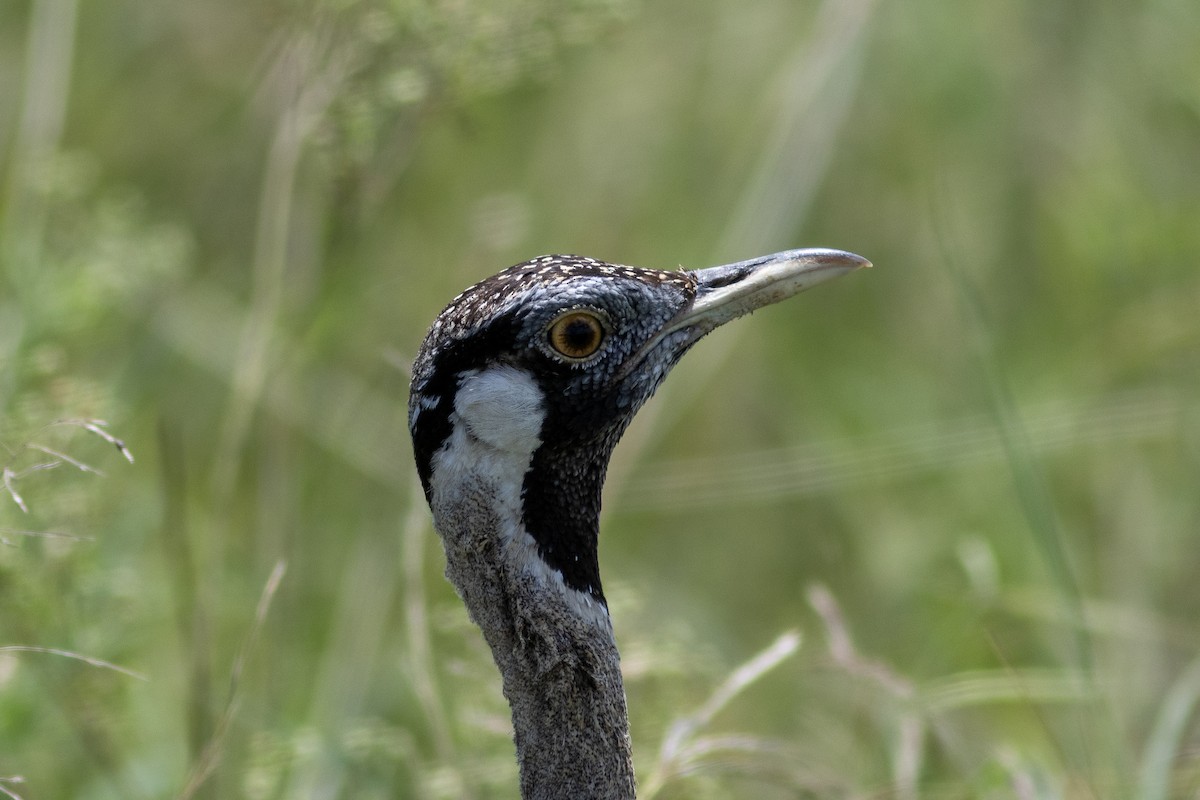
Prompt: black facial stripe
<box><xmin>521</xmin><ymin>435</ymin><xmax>611</xmax><ymax>606</ymax></box>
<box><xmin>410</xmin><ymin>397</ymin><xmax>451</xmax><ymax>501</ymax></box>
<box><xmin>519</xmin><ymin>383</ymin><xmax>638</xmax><ymax>605</ymax></box>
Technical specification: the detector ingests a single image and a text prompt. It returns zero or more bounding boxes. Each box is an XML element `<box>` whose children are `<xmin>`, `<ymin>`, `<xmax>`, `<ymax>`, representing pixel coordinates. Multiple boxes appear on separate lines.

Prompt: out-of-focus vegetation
<box><xmin>2</xmin><ymin>0</ymin><xmax>1198</xmax><ymax>796</ymax></box>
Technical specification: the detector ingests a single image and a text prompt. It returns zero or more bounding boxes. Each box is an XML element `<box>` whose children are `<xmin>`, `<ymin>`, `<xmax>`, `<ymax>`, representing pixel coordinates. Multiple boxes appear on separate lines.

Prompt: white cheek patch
<box><xmin>455</xmin><ymin>366</ymin><xmax>545</xmax><ymax>454</ymax></box>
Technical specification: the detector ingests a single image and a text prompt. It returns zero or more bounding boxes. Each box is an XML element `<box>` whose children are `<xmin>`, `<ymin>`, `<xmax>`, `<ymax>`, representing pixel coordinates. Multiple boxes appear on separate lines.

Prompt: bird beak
<box><xmin>666</xmin><ymin>248</ymin><xmax>871</xmax><ymax>338</ymax></box>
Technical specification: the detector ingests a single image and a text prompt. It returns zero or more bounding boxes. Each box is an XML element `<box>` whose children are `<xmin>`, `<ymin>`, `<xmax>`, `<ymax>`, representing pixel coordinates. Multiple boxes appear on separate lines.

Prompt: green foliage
<box><xmin>2</xmin><ymin>0</ymin><xmax>1199</xmax><ymax>797</ymax></box>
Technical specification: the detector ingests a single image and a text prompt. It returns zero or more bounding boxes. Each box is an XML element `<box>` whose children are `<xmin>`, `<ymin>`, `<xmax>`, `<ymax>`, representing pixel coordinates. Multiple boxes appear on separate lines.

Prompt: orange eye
<box><xmin>546</xmin><ymin>310</ymin><xmax>606</xmax><ymax>361</ymax></box>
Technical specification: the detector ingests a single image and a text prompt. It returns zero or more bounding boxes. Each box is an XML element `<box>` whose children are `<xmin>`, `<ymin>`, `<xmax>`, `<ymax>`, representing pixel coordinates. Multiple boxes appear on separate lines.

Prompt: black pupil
<box><xmin>563</xmin><ymin>318</ymin><xmax>597</xmax><ymax>351</ymax></box>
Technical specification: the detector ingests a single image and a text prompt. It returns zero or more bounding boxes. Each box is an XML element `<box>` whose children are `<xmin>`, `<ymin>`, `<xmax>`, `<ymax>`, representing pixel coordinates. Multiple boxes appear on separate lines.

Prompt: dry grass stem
<box><xmin>0</xmin><ymin>646</ymin><xmax>147</xmax><ymax>681</ymax></box>
<box><xmin>0</xmin><ymin>527</ymin><xmax>93</xmax><ymax>541</ymax></box>
<box><xmin>0</xmin><ymin>527</ymin><xmax>92</xmax><ymax>547</ymax></box>
<box><xmin>13</xmin><ymin>461</ymin><xmax>62</xmax><ymax>478</ymax></box>
<box><xmin>809</xmin><ymin>584</ymin><xmax>913</xmax><ymax>697</ymax></box>
<box><xmin>53</xmin><ymin>418</ymin><xmax>135</xmax><ymax>463</ymax></box>
<box><xmin>642</xmin><ymin>630</ymin><xmax>801</xmax><ymax>798</ymax></box>
<box><xmin>2</xmin><ymin>469</ymin><xmax>28</xmax><ymax>513</ymax></box>
<box><xmin>1138</xmin><ymin>654</ymin><xmax>1200</xmax><ymax>800</ymax></box>
<box><xmin>26</xmin><ymin>444</ymin><xmax>103</xmax><ymax>475</ymax></box>
<box><xmin>1</xmin><ymin>420</ymin><xmax>132</xmax><ymax>515</ymax></box>
<box><xmin>0</xmin><ymin>776</ymin><xmax>26</xmax><ymax>800</ymax></box>
<box><xmin>808</xmin><ymin>584</ymin><xmax>922</xmax><ymax>799</ymax></box>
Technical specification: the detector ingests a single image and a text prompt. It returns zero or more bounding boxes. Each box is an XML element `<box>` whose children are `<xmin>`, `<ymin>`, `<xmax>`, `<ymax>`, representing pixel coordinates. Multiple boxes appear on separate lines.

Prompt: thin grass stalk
<box><xmin>275</xmin><ymin>530</ymin><xmax>403</xmax><ymax>798</ymax></box>
<box><xmin>1</xmin><ymin>0</ymin><xmax>78</xmax><ymax>294</ymax></box>
<box><xmin>809</xmin><ymin>584</ymin><xmax>923</xmax><ymax>798</ymax></box>
<box><xmin>157</xmin><ymin>422</ymin><xmax>216</xmax><ymax>791</ymax></box>
<box><xmin>1138</xmin><ymin>655</ymin><xmax>1200</xmax><ymax>800</ymax></box>
<box><xmin>0</xmin><ymin>776</ymin><xmax>25</xmax><ymax>800</ymax></box>
<box><xmin>603</xmin><ymin>0</ymin><xmax>877</xmax><ymax>510</ymax></box>
<box><xmin>715</xmin><ymin>0</ymin><xmax>878</xmax><ymax>262</ymax></box>
<box><xmin>641</xmin><ymin>630</ymin><xmax>801</xmax><ymax>798</ymax></box>
<box><xmin>0</xmin><ymin>647</ymin><xmax>147</xmax><ymax>681</ymax></box>
<box><xmin>933</xmin><ymin>189</ymin><xmax>1129</xmax><ymax>792</ymax></box>
<box><xmin>208</xmin><ymin>31</ymin><xmax>347</xmax><ymax>508</ymax></box>
<box><xmin>177</xmin><ymin>560</ymin><xmax>287</xmax><ymax>800</ymax></box>
<box><xmin>400</xmin><ymin>476</ymin><xmax>474</xmax><ymax>793</ymax></box>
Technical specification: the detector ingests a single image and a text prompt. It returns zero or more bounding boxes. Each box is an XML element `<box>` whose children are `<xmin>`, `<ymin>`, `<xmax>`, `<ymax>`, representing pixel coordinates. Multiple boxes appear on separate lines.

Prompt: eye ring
<box><xmin>545</xmin><ymin>309</ymin><xmax>607</xmax><ymax>362</ymax></box>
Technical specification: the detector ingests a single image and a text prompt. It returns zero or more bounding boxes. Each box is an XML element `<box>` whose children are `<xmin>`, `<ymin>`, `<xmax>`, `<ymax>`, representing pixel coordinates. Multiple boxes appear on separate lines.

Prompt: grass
<box><xmin>2</xmin><ymin>0</ymin><xmax>1200</xmax><ymax>797</ymax></box>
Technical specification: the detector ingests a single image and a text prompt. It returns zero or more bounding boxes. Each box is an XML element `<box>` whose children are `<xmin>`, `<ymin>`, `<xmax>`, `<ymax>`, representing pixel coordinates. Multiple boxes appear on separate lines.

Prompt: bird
<box><xmin>408</xmin><ymin>248</ymin><xmax>869</xmax><ymax>799</ymax></box>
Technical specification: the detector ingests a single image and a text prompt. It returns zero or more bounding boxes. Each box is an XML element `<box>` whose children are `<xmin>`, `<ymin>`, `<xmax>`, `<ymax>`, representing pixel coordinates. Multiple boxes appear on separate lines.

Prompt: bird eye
<box><xmin>546</xmin><ymin>310</ymin><xmax>606</xmax><ymax>361</ymax></box>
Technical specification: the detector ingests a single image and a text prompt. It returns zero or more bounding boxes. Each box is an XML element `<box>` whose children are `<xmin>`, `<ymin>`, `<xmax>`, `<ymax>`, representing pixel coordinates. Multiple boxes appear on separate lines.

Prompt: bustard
<box><xmin>409</xmin><ymin>248</ymin><xmax>869</xmax><ymax>799</ymax></box>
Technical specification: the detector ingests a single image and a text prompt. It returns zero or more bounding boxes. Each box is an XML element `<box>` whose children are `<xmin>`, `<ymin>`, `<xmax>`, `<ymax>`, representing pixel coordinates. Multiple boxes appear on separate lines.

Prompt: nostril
<box><xmin>697</xmin><ymin>265</ymin><xmax>753</xmax><ymax>290</ymax></box>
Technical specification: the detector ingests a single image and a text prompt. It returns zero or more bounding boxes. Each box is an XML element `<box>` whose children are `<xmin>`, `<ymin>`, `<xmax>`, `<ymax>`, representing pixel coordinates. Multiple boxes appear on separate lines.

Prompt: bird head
<box><xmin>409</xmin><ymin>249</ymin><xmax>868</xmax><ymax>604</ymax></box>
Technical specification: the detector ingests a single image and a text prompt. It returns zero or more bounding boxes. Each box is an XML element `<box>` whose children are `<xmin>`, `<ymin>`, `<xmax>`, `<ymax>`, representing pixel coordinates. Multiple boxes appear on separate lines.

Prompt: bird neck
<box><xmin>426</xmin><ymin>369</ymin><xmax>636</xmax><ymax>799</ymax></box>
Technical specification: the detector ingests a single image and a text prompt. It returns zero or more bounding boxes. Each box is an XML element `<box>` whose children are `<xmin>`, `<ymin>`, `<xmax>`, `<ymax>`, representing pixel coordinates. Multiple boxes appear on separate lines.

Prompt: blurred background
<box><xmin>2</xmin><ymin>0</ymin><xmax>1198</xmax><ymax>796</ymax></box>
